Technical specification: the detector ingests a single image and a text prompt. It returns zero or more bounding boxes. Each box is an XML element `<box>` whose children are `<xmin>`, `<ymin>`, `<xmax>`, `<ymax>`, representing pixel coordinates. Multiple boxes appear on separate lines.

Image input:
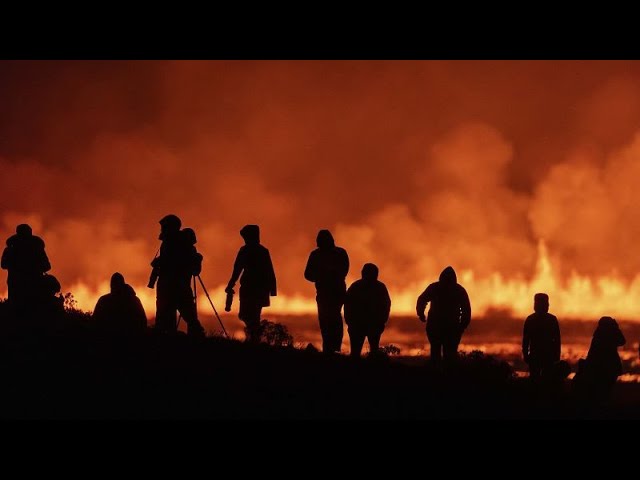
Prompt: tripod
<box><xmin>176</xmin><ymin>275</ymin><xmax>229</xmax><ymax>338</ymax></box>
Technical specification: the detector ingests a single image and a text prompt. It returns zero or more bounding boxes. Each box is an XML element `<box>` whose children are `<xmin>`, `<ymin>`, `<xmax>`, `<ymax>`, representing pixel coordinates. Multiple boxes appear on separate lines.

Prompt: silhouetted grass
<box><xmin>0</xmin><ymin>304</ymin><xmax>635</xmax><ymax>419</ymax></box>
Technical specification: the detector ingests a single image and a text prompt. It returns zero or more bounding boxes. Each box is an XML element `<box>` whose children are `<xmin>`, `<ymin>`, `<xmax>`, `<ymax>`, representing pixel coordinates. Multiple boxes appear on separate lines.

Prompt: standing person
<box><xmin>522</xmin><ymin>293</ymin><xmax>561</xmax><ymax>382</ymax></box>
<box><xmin>149</xmin><ymin>214</ymin><xmax>205</xmax><ymax>338</ymax></box>
<box><xmin>416</xmin><ymin>266</ymin><xmax>471</xmax><ymax>367</ymax></box>
<box><xmin>304</xmin><ymin>229</ymin><xmax>349</xmax><ymax>353</ymax></box>
<box><xmin>344</xmin><ymin>263</ymin><xmax>391</xmax><ymax>357</ymax></box>
<box><xmin>1</xmin><ymin>224</ymin><xmax>51</xmax><ymax>317</ymax></box>
<box><xmin>225</xmin><ymin>225</ymin><xmax>277</xmax><ymax>343</ymax></box>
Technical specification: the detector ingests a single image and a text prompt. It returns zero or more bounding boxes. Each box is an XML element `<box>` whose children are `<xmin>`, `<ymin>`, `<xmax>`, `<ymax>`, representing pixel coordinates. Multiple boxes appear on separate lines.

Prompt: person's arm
<box><xmin>522</xmin><ymin>319</ymin><xmax>530</xmax><ymax>363</ymax></box>
<box><xmin>266</xmin><ymin>250</ymin><xmax>277</xmax><ymax>296</ymax></box>
<box><xmin>134</xmin><ymin>297</ymin><xmax>148</xmax><ymax>331</ymax></box>
<box><xmin>303</xmin><ymin>252</ymin><xmax>317</xmax><ymax>283</ymax></box>
<box><xmin>382</xmin><ymin>284</ymin><xmax>391</xmax><ymax>324</ymax></box>
<box><xmin>416</xmin><ymin>285</ymin><xmax>432</xmax><ymax>322</ymax></box>
<box><xmin>226</xmin><ymin>248</ymin><xmax>245</xmax><ymax>292</ymax></box>
<box><xmin>40</xmin><ymin>249</ymin><xmax>51</xmax><ymax>273</ymax></box>
<box><xmin>616</xmin><ymin>326</ymin><xmax>626</xmax><ymax>347</ymax></box>
<box><xmin>92</xmin><ymin>297</ymin><xmax>107</xmax><ymax>326</ymax></box>
<box><xmin>34</xmin><ymin>238</ymin><xmax>51</xmax><ymax>273</ymax></box>
<box><xmin>343</xmin><ymin>284</ymin><xmax>354</xmax><ymax>326</ymax></box>
<box><xmin>460</xmin><ymin>287</ymin><xmax>471</xmax><ymax>329</ymax></box>
<box><xmin>1</xmin><ymin>246</ymin><xmax>11</xmax><ymax>270</ymax></box>
<box><xmin>553</xmin><ymin>316</ymin><xmax>561</xmax><ymax>362</ymax></box>
<box><xmin>340</xmin><ymin>248</ymin><xmax>350</xmax><ymax>279</ymax></box>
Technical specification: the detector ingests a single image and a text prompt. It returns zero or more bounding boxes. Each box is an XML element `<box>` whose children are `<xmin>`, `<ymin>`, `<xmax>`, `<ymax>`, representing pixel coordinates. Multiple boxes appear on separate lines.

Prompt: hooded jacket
<box><xmin>416</xmin><ymin>266</ymin><xmax>471</xmax><ymax>330</ymax></box>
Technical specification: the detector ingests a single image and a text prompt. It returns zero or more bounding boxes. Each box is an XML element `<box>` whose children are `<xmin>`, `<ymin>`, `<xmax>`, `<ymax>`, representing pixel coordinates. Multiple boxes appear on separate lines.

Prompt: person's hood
<box><xmin>316</xmin><ymin>229</ymin><xmax>335</xmax><ymax>249</ymax></box>
<box><xmin>439</xmin><ymin>266</ymin><xmax>457</xmax><ymax>284</ymax></box>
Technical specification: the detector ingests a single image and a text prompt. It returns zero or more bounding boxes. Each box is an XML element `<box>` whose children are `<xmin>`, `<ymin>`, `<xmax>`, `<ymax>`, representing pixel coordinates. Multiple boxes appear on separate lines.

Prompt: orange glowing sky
<box><xmin>2</xmin><ymin>60</ymin><xmax>640</xmax><ymax>321</ymax></box>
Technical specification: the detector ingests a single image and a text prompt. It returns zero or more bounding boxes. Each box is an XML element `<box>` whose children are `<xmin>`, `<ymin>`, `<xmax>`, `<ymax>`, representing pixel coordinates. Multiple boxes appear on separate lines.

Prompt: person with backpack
<box><xmin>149</xmin><ymin>215</ymin><xmax>205</xmax><ymax>337</ymax></box>
<box><xmin>304</xmin><ymin>230</ymin><xmax>349</xmax><ymax>353</ymax></box>
<box><xmin>1</xmin><ymin>224</ymin><xmax>52</xmax><ymax>318</ymax></box>
<box><xmin>225</xmin><ymin>225</ymin><xmax>277</xmax><ymax>343</ymax></box>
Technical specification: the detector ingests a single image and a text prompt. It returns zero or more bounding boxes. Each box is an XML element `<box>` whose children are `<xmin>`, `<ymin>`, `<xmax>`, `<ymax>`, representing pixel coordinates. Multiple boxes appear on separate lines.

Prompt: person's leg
<box><xmin>327</xmin><ymin>298</ymin><xmax>344</xmax><ymax>352</ymax></box>
<box><xmin>318</xmin><ymin>296</ymin><xmax>343</xmax><ymax>352</ymax></box>
<box><xmin>245</xmin><ymin>305</ymin><xmax>263</xmax><ymax>343</ymax></box>
<box><xmin>368</xmin><ymin>329</ymin><xmax>382</xmax><ymax>353</ymax></box>
<box><xmin>529</xmin><ymin>361</ymin><xmax>542</xmax><ymax>382</ymax></box>
<box><xmin>427</xmin><ymin>326</ymin><xmax>443</xmax><ymax>367</ymax></box>
<box><xmin>442</xmin><ymin>331</ymin><xmax>460</xmax><ymax>365</ymax></box>
<box><xmin>155</xmin><ymin>284</ymin><xmax>177</xmax><ymax>334</ymax></box>
<box><xmin>176</xmin><ymin>283</ymin><xmax>204</xmax><ymax>337</ymax></box>
<box><xmin>239</xmin><ymin>297</ymin><xmax>262</xmax><ymax>343</ymax></box>
<box><xmin>348</xmin><ymin>327</ymin><xmax>365</xmax><ymax>357</ymax></box>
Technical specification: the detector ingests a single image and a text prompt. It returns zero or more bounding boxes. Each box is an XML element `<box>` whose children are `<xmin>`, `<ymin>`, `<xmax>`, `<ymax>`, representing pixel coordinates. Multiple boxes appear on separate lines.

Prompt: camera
<box><xmin>225</xmin><ymin>288</ymin><xmax>234</xmax><ymax>312</ymax></box>
<box><xmin>147</xmin><ymin>267</ymin><xmax>159</xmax><ymax>289</ymax></box>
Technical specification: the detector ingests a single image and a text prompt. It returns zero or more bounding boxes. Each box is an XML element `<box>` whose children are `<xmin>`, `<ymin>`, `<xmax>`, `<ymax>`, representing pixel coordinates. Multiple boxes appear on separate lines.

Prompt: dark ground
<box><xmin>0</xmin><ymin>315</ymin><xmax>637</xmax><ymax>420</ymax></box>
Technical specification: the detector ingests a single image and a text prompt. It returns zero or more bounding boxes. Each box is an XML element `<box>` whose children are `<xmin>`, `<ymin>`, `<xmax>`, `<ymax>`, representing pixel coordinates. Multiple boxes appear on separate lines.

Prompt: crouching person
<box><xmin>93</xmin><ymin>272</ymin><xmax>147</xmax><ymax>336</ymax></box>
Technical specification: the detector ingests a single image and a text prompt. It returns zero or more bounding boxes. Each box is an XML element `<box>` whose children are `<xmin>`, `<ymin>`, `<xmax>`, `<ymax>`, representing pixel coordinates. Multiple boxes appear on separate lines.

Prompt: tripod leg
<box><xmin>197</xmin><ymin>275</ymin><xmax>230</xmax><ymax>338</ymax></box>
<box><xmin>193</xmin><ymin>275</ymin><xmax>198</xmax><ymax>319</ymax></box>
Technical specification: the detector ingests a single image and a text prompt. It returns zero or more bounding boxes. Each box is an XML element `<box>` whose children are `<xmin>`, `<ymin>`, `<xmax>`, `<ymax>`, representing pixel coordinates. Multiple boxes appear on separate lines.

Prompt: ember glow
<box><xmin>2</xmin><ymin>61</ymin><xmax>640</xmax><ymax>326</ymax></box>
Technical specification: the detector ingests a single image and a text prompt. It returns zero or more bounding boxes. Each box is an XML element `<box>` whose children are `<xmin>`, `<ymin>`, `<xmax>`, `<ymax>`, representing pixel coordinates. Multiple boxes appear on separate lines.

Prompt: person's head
<box><xmin>316</xmin><ymin>229</ymin><xmax>335</xmax><ymax>249</ymax></box>
<box><xmin>240</xmin><ymin>225</ymin><xmax>260</xmax><ymax>245</ymax></box>
<box><xmin>110</xmin><ymin>272</ymin><xmax>126</xmax><ymax>294</ymax></box>
<box><xmin>182</xmin><ymin>227</ymin><xmax>197</xmax><ymax>245</ymax></box>
<box><xmin>439</xmin><ymin>266</ymin><xmax>457</xmax><ymax>284</ymax></box>
<box><xmin>597</xmin><ymin>316</ymin><xmax>618</xmax><ymax>333</ymax></box>
<box><xmin>534</xmin><ymin>293</ymin><xmax>549</xmax><ymax>313</ymax></box>
<box><xmin>159</xmin><ymin>214</ymin><xmax>182</xmax><ymax>240</ymax></box>
<box><xmin>41</xmin><ymin>273</ymin><xmax>61</xmax><ymax>296</ymax></box>
<box><xmin>16</xmin><ymin>224</ymin><xmax>32</xmax><ymax>237</ymax></box>
<box><xmin>361</xmin><ymin>263</ymin><xmax>379</xmax><ymax>282</ymax></box>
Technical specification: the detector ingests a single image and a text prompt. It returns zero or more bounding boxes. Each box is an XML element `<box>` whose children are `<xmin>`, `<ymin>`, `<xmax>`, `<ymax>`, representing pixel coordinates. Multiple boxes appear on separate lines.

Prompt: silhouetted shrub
<box><xmin>455</xmin><ymin>350</ymin><xmax>516</xmax><ymax>384</ymax></box>
<box><xmin>257</xmin><ymin>319</ymin><xmax>293</xmax><ymax>347</ymax></box>
<box><xmin>62</xmin><ymin>292</ymin><xmax>92</xmax><ymax>324</ymax></box>
<box><xmin>380</xmin><ymin>344</ymin><xmax>401</xmax><ymax>356</ymax></box>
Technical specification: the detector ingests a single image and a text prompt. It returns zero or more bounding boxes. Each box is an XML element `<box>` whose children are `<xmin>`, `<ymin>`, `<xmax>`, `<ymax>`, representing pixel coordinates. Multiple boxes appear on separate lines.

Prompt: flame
<box><xmin>3</xmin><ymin>239</ymin><xmax>638</xmax><ymax>322</ymax></box>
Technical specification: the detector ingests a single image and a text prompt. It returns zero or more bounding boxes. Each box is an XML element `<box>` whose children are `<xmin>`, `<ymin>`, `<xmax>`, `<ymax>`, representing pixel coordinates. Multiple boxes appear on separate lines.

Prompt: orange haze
<box><xmin>2</xmin><ymin>61</ymin><xmax>640</xmax><ymax>323</ymax></box>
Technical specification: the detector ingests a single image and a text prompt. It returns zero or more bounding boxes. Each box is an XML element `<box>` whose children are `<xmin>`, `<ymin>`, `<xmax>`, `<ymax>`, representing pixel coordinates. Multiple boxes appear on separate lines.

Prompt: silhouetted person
<box><xmin>416</xmin><ymin>266</ymin><xmax>471</xmax><ymax>366</ymax></box>
<box><xmin>93</xmin><ymin>273</ymin><xmax>147</xmax><ymax>336</ymax></box>
<box><xmin>344</xmin><ymin>263</ymin><xmax>391</xmax><ymax>357</ymax></box>
<box><xmin>574</xmin><ymin>316</ymin><xmax>626</xmax><ymax>404</ymax></box>
<box><xmin>304</xmin><ymin>230</ymin><xmax>349</xmax><ymax>353</ymax></box>
<box><xmin>522</xmin><ymin>293</ymin><xmax>561</xmax><ymax>382</ymax></box>
<box><xmin>36</xmin><ymin>273</ymin><xmax>64</xmax><ymax>321</ymax></box>
<box><xmin>150</xmin><ymin>215</ymin><xmax>205</xmax><ymax>337</ymax></box>
<box><xmin>1</xmin><ymin>224</ymin><xmax>51</xmax><ymax>317</ymax></box>
<box><xmin>226</xmin><ymin>225</ymin><xmax>277</xmax><ymax>343</ymax></box>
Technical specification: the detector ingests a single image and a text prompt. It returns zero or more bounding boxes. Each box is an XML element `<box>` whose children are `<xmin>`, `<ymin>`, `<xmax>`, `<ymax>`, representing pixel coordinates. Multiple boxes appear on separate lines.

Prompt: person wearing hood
<box><xmin>344</xmin><ymin>263</ymin><xmax>391</xmax><ymax>357</ymax></box>
<box><xmin>93</xmin><ymin>272</ymin><xmax>147</xmax><ymax>335</ymax></box>
<box><xmin>1</xmin><ymin>224</ymin><xmax>51</xmax><ymax>317</ymax></box>
<box><xmin>574</xmin><ymin>316</ymin><xmax>626</xmax><ymax>404</ymax></box>
<box><xmin>226</xmin><ymin>225</ymin><xmax>277</xmax><ymax>343</ymax></box>
<box><xmin>416</xmin><ymin>266</ymin><xmax>471</xmax><ymax>366</ymax></box>
<box><xmin>150</xmin><ymin>214</ymin><xmax>205</xmax><ymax>338</ymax></box>
<box><xmin>304</xmin><ymin>229</ymin><xmax>350</xmax><ymax>353</ymax></box>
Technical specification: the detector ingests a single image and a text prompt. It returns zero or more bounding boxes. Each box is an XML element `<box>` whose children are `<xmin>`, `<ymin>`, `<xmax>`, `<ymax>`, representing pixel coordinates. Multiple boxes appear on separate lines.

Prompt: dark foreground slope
<box><xmin>0</xmin><ymin>310</ymin><xmax>637</xmax><ymax>419</ymax></box>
